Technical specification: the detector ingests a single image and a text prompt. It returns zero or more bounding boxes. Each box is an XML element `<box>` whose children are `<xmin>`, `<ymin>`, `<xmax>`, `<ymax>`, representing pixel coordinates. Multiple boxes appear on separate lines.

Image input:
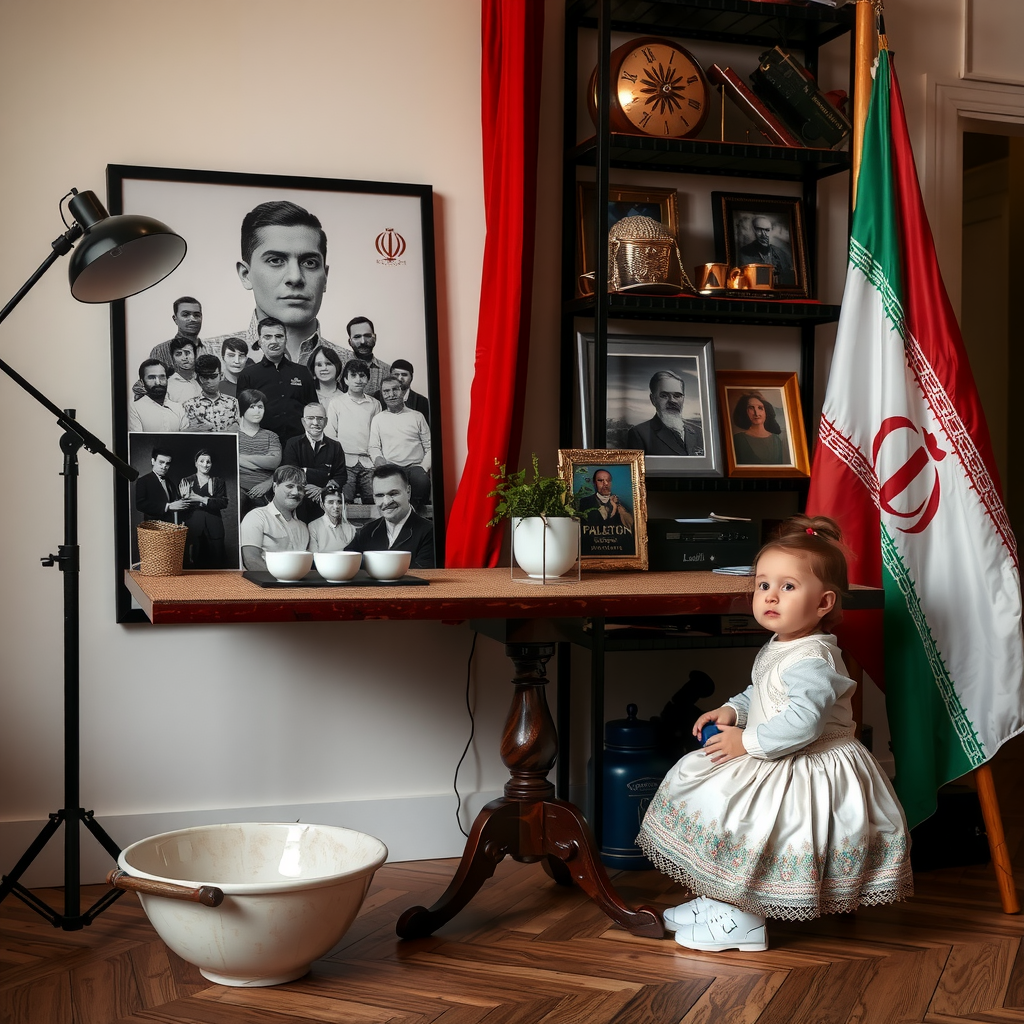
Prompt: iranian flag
<box><xmin>806</xmin><ymin>47</ymin><xmax>1024</xmax><ymax>829</ymax></box>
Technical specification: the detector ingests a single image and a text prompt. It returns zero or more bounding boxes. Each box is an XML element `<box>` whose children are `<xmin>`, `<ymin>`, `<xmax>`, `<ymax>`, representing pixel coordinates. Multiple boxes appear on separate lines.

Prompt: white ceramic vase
<box><xmin>512</xmin><ymin>516</ymin><xmax>580</xmax><ymax>579</ymax></box>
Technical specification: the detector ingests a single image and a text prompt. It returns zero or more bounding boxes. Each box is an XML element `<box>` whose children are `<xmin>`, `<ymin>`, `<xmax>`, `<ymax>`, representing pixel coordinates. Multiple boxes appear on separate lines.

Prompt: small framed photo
<box><xmin>575</xmin><ymin>182</ymin><xmax>680</xmax><ymax>296</ymax></box>
<box><xmin>711</xmin><ymin>191</ymin><xmax>810</xmax><ymax>297</ymax></box>
<box><xmin>717</xmin><ymin>370</ymin><xmax>810</xmax><ymax>478</ymax></box>
<box><xmin>558</xmin><ymin>449</ymin><xmax>648</xmax><ymax>570</ymax></box>
<box><xmin>577</xmin><ymin>333</ymin><xmax>721</xmax><ymax>478</ymax></box>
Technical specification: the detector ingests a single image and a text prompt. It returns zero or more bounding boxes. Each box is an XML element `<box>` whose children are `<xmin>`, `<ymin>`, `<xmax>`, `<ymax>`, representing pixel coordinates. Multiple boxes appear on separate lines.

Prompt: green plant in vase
<box><xmin>487</xmin><ymin>453</ymin><xmax>578</xmax><ymax>524</ymax></box>
<box><xmin>488</xmin><ymin>454</ymin><xmax>580</xmax><ymax>580</ymax></box>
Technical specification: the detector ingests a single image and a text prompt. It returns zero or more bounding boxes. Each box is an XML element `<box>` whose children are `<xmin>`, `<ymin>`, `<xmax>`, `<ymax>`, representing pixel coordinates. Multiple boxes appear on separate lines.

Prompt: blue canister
<box><xmin>595</xmin><ymin>703</ymin><xmax>674</xmax><ymax>870</ymax></box>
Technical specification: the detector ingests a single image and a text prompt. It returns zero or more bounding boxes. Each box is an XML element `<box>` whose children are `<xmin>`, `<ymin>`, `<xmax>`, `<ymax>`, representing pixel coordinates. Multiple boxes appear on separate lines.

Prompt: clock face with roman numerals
<box><xmin>593</xmin><ymin>37</ymin><xmax>710</xmax><ymax>139</ymax></box>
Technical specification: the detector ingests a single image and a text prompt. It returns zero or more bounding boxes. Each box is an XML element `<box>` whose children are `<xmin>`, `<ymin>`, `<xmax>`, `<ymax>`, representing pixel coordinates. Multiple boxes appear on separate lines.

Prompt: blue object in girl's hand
<box><xmin>700</xmin><ymin>723</ymin><xmax>720</xmax><ymax>746</ymax></box>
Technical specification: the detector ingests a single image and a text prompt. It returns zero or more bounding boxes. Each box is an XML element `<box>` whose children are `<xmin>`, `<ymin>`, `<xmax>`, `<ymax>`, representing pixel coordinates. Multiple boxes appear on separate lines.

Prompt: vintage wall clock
<box><xmin>588</xmin><ymin>36</ymin><xmax>711</xmax><ymax>139</ymax></box>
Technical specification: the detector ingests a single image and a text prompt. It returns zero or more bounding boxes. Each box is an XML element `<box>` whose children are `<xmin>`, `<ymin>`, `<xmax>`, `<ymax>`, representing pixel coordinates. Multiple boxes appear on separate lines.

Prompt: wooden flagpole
<box><xmin>851</xmin><ymin>0</ymin><xmax>877</xmax><ymax>209</ymax></box>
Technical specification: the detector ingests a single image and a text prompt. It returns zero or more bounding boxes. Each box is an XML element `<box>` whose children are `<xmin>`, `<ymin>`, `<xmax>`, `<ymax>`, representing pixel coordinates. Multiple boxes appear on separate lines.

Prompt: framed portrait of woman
<box><xmin>716</xmin><ymin>370</ymin><xmax>810</xmax><ymax>478</ymax></box>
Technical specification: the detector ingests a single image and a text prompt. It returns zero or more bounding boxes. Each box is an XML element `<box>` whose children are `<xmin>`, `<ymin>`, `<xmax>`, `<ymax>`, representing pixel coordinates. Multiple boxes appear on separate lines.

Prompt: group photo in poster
<box><xmin>109</xmin><ymin>166</ymin><xmax>442</xmax><ymax>620</ymax></box>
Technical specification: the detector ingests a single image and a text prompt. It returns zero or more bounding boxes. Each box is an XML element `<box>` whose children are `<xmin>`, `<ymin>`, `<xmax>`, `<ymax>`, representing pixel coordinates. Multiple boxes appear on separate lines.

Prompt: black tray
<box><xmin>244</xmin><ymin>570</ymin><xmax>429</xmax><ymax>588</ymax></box>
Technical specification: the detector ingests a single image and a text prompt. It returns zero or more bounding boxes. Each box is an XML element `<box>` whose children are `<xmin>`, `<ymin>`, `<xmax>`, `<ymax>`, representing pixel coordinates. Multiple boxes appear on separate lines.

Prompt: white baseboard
<box><xmin>1</xmin><ymin>754</ymin><xmax>898</xmax><ymax>892</ymax></box>
<box><xmin>0</xmin><ymin>789</ymin><xmax>503</xmax><ymax>889</ymax></box>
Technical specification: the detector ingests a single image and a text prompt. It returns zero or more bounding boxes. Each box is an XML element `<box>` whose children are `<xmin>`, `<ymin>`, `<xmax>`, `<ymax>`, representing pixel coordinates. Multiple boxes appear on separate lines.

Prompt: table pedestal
<box><xmin>396</xmin><ymin>642</ymin><xmax>663</xmax><ymax>939</ymax></box>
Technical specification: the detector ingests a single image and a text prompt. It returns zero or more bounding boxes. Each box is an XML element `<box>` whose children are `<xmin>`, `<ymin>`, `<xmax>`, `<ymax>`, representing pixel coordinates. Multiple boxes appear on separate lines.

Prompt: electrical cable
<box><xmin>453</xmin><ymin>631</ymin><xmax>479</xmax><ymax>837</ymax></box>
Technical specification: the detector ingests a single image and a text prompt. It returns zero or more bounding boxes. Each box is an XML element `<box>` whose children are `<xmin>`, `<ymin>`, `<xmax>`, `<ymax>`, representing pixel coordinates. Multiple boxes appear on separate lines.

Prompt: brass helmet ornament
<box><xmin>606</xmin><ymin>215</ymin><xmax>695</xmax><ymax>294</ymax></box>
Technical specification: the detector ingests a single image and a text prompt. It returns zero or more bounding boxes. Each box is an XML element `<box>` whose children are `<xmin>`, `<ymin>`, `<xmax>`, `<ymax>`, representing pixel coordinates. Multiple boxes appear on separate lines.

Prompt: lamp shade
<box><xmin>67</xmin><ymin>191</ymin><xmax>186</xmax><ymax>303</ymax></box>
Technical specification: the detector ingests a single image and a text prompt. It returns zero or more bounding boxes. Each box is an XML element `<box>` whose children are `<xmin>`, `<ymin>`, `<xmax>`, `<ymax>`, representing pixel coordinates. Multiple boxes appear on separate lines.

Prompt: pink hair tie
<box><xmin>806</xmin><ymin>527</ymin><xmax>816</xmax><ymax>535</ymax></box>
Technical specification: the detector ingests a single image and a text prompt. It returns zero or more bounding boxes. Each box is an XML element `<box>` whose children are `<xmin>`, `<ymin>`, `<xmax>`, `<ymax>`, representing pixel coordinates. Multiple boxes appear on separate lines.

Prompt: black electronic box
<box><xmin>648</xmin><ymin>518</ymin><xmax>759</xmax><ymax>572</ymax></box>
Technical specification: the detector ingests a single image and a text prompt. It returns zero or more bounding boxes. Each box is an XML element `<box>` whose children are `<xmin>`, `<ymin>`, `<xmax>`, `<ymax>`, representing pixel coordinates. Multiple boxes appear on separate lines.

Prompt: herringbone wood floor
<box><xmin>3</xmin><ymin>736</ymin><xmax>1023</xmax><ymax>1024</ymax></box>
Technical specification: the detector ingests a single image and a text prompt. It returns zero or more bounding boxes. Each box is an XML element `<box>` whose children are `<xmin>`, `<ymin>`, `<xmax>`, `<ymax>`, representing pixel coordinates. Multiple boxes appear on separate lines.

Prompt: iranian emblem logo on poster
<box><xmin>376</xmin><ymin>227</ymin><xmax>407</xmax><ymax>266</ymax></box>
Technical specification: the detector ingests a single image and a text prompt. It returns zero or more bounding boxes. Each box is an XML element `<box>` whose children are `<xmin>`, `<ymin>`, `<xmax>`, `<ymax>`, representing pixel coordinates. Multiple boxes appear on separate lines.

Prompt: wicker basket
<box><xmin>137</xmin><ymin>520</ymin><xmax>188</xmax><ymax>576</ymax></box>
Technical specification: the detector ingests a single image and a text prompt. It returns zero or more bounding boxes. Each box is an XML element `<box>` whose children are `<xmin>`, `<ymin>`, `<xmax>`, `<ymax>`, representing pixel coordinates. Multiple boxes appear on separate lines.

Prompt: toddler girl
<box><xmin>637</xmin><ymin>515</ymin><xmax>913</xmax><ymax>952</ymax></box>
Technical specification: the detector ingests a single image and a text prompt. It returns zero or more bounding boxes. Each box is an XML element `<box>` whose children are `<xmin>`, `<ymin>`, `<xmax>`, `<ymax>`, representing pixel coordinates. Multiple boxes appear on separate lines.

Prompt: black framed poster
<box><xmin>109</xmin><ymin>165</ymin><xmax>443</xmax><ymax>621</ymax></box>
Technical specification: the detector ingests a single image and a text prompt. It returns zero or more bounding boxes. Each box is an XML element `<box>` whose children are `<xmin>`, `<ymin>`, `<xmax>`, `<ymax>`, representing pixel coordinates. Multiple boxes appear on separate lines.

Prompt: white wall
<box><xmin>0</xmin><ymin>0</ymin><xmax>987</xmax><ymax>886</ymax></box>
<box><xmin>0</xmin><ymin>0</ymin><xmax>523</xmax><ymax>885</ymax></box>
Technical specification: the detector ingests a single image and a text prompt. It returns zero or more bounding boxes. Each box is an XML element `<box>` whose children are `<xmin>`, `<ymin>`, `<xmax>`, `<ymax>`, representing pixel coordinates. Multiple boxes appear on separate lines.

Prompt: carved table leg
<box><xmin>396</xmin><ymin>797</ymin><xmax>526</xmax><ymax>939</ymax></box>
<box><xmin>397</xmin><ymin>642</ymin><xmax>663</xmax><ymax>939</ymax></box>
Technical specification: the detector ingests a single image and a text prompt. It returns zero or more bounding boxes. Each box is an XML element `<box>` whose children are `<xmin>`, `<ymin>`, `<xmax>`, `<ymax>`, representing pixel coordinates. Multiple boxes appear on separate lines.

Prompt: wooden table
<box><xmin>124</xmin><ymin>568</ymin><xmax>877</xmax><ymax>938</ymax></box>
<box><xmin>124</xmin><ymin>566</ymin><xmax>760</xmax><ymax>625</ymax></box>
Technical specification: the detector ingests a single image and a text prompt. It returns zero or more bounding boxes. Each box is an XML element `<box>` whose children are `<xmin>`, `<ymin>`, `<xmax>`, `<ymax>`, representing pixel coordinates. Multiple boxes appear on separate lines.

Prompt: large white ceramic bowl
<box><xmin>313</xmin><ymin>550</ymin><xmax>361</xmax><ymax>582</ymax></box>
<box><xmin>264</xmin><ymin>549</ymin><xmax>313</xmax><ymax>582</ymax></box>
<box><xmin>117</xmin><ymin>822</ymin><xmax>387</xmax><ymax>987</ymax></box>
<box><xmin>361</xmin><ymin>549</ymin><xmax>411</xmax><ymax>581</ymax></box>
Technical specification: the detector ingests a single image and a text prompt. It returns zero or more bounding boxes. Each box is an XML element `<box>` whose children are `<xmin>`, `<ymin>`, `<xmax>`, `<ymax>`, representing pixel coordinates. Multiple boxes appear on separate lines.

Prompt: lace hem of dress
<box><xmin>636</xmin><ymin>832</ymin><xmax>914</xmax><ymax>922</ymax></box>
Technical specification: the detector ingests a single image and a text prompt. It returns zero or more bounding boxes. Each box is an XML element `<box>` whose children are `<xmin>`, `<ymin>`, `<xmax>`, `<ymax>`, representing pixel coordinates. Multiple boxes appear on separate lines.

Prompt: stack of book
<box><xmin>712</xmin><ymin>47</ymin><xmax>852</xmax><ymax>150</ymax></box>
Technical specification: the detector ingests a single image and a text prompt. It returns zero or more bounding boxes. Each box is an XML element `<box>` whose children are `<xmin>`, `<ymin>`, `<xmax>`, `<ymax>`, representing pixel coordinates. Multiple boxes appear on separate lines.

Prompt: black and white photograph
<box><xmin>109</xmin><ymin>166</ymin><xmax>443</xmax><ymax>620</ymax></box>
<box><xmin>711</xmin><ymin>191</ymin><xmax>809</xmax><ymax>297</ymax></box>
<box><xmin>716</xmin><ymin>370</ymin><xmax>810</xmax><ymax>479</ymax></box>
<box><xmin>577</xmin><ymin>333</ymin><xmax>721</xmax><ymax>478</ymax></box>
<box><xmin>575</xmin><ymin>183</ymin><xmax>680</xmax><ymax>296</ymax></box>
<box><xmin>558</xmin><ymin>448</ymin><xmax>647</xmax><ymax>570</ymax></box>
<box><xmin>129</xmin><ymin>432</ymin><xmax>240</xmax><ymax>571</ymax></box>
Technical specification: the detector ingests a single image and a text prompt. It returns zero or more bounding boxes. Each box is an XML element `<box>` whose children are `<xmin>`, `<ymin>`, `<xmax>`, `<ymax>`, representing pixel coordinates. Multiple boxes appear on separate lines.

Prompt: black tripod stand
<box><xmin>0</xmin><ymin>412</ymin><xmax>135</xmax><ymax>928</ymax></box>
<box><xmin>0</xmin><ymin>190</ymin><xmax>183</xmax><ymax>930</ymax></box>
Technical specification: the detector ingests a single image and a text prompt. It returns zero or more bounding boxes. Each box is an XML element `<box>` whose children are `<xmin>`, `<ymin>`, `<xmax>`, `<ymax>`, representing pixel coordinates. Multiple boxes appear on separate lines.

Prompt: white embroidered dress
<box><xmin>637</xmin><ymin>633</ymin><xmax>913</xmax><ymax>920</ymax></box>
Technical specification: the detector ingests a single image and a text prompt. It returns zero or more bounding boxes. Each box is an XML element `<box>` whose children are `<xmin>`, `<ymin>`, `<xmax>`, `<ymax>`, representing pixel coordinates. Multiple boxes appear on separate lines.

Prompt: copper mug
<box><xmin>742</xmin><ymin>263</ymin><xmax>774</xmax><ymax>290</ymax></box>
<box><xmin>695</xmin><ymin>262</ymin><xmax>729</xmax><ymax>293</ymax></box>
<box><xmin>727</xmin><ymin>266</ymin><xmax>747</xmax><ymax>289</ymax></box>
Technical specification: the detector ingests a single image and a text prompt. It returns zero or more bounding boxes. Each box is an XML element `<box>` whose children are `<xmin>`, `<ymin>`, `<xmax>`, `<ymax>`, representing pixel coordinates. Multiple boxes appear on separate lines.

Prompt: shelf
<box><xmin>567</xmin><ymin>0</ymin><xmax>854</xmax><ymax>49</ymax></box>
<box><xmin>646</xmin><ymin>475</ymin><xmax>810</xmax><ymax>493</ymax></box>
<box><xmin>566</xmin><ymin>627</ymin><xmax>769</xmax><ymax>653</ymax></box>
<box><xmin>571</xmin><ymin>134</ymin><xmax>851</xmax><ymax>181</ymax></box>
<box><xmin>567</xmin><ymin>293</ymin><xmax>841</xmax><ymax>326</ymax></box>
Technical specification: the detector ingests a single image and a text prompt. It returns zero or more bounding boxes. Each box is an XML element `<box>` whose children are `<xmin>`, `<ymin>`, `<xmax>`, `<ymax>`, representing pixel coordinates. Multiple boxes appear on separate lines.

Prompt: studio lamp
<box><xmin>0</xmin><ymin>188</ymin><xmax>185</xmax><ymax>930</ymax></box>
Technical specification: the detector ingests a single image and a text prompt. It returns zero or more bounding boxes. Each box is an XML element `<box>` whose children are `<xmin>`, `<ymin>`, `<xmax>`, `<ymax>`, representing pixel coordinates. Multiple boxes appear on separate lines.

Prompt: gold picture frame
<box><xmin>716</xmin><ymin>370</ymin><xmax>810</xmax><ymax>478</ymax></box>
<box><xmin>575</xmin><ymin>183</ymin><xmax>680</xmax><ymax>297</ymax></box>
<box><xmin>558</xmin><ymin>449</ymin><xmax>648</xmax><ymax>570</ymax></box>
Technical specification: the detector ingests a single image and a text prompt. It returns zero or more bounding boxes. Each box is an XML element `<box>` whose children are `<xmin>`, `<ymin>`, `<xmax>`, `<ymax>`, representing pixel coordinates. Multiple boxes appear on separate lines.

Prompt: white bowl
<box><xmin>361</xmin><ymin>549</ymin><xmax>412</xmax><ymax>581</ymax></box>
<box><xmin>264</xmin><ymin>549</ymin><xmax>313</xmax><ymax>581</ymax></box>
<box><xmin>117</xmin><ymin>822</ymin><xmax>387</xmax><ymax>987</ymax></box>
<box><xmin>313</xmin><ymin>550</ymin><xmax>362</xmax><ymax>582</ymax></box>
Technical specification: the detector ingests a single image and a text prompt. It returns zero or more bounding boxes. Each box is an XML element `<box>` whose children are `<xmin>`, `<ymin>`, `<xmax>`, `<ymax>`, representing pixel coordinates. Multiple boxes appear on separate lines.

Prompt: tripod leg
<box><xmin>82</xmin><ymin>809</ymin><xmax>122</xmax><ymax>862</ymax></box>
<box><xmin>0</xmin><ymin>813</ymin><xmax>64</xmax><ymax>924</ymax></box>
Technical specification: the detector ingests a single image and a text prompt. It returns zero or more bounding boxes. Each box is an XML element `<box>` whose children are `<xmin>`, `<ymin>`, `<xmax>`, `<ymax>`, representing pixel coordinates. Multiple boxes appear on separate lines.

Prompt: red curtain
<box><xmin>444</xmin><ymin>0</ymin><xmax>545</xmax><ymax>567</ymax></box>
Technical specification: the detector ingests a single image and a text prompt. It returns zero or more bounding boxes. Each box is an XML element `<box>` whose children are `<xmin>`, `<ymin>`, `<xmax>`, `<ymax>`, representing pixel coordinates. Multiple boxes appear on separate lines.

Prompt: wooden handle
<box><xmin>107</xmin><ymin>868</ymin><xmax>224</xmax><ymax>907</ymax></box>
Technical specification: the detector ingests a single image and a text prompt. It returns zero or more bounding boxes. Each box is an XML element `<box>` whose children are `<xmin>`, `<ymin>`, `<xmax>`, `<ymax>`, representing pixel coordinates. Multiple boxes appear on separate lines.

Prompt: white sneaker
<box><xmin>662</xmin><ymin>897</ymin><xmax>722</xmax><ymax>932</ymax></box>
<box><xmin>673</xmin><ymin>904</ymin><xmax>768</xmax><ymax>952</ymax></box>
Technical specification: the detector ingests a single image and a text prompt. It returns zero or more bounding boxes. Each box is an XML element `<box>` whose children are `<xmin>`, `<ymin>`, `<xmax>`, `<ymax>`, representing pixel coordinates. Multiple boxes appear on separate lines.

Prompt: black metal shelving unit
<box><xmin>560</xmin><ymin>0</ymin><xmax>855</xmax><ymax>455</ymax></box>
<box><xmin>559</xmin><ymin>0</ymin><xmax>856</xmax><ymax>847</ymax></box>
